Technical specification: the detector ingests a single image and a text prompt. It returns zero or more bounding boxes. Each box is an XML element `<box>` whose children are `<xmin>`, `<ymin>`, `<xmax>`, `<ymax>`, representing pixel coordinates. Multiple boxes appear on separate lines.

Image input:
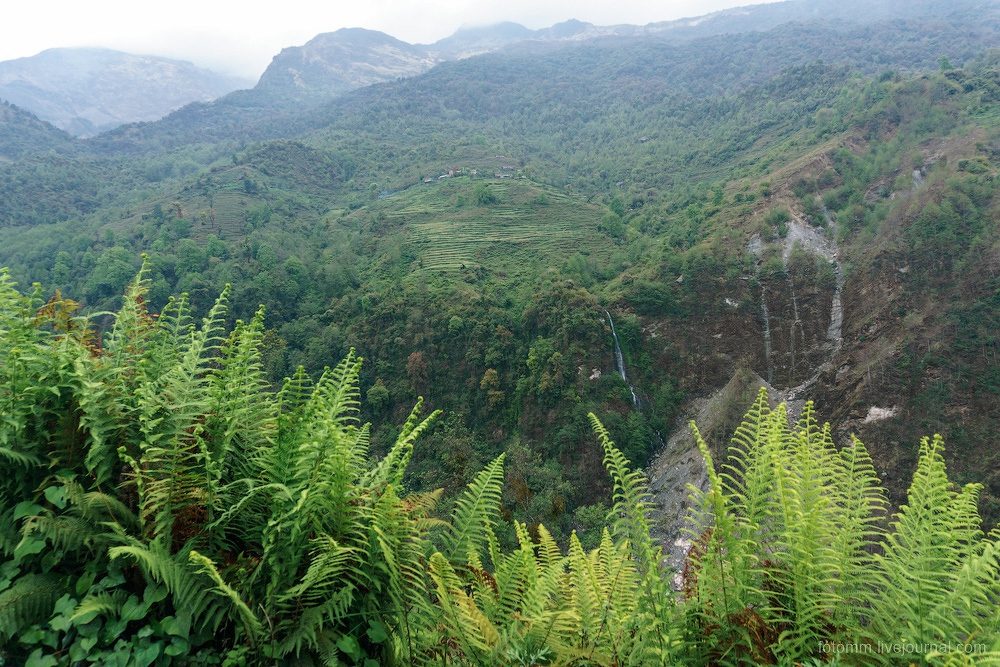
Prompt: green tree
<box><xmin>474</xmin><ymin>183</ymin><xmax>498</xmax><ymax>205</ymax></box>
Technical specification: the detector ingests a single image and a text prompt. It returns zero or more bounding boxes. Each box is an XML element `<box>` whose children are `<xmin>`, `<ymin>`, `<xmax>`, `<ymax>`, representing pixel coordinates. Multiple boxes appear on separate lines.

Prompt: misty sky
<box><xmin>3</xmin><ymin>0</ymin><xmax>779</xmax><ymax>80</ymax></box>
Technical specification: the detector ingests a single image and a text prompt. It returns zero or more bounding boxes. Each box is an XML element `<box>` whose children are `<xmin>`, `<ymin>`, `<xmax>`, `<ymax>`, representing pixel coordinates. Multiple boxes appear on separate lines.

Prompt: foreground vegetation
<box><xmin>1</xmin><ymin>270</ymin><xmax>997</xmax><ymax>665</ymax></box>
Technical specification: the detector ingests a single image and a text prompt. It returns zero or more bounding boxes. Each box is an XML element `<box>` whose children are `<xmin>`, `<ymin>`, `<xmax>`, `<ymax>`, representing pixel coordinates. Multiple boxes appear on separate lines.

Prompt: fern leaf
<box><xmin>444</xmin><ymin>454</ymin><xmax>506</xmax><ymax>565</ymax></box>
<box><xmin>588</xmin><ymin>414</ymin><xmax>660</xmax><ymax>579</ymax></box>
<box><xmin>0</xmin><ymin>574</ymin><xmax>62</xmax><ymax>640</ymax></box>
<box><xmin>109</xmin><ymin>543</ymin><xmax>227</xmax><ymax>632</ymax></box>
<box><xmin>69</xmin><ymin>590</ymin><xmax>127</xmax><ymax>624</ymax></box>
<box><xmin>363</xmin><ymin>400</ymin><xmax>440</xmax><ymax>489</ymax></box>
<box><xmin>0</xmin><ymin>447</ymin><xmax>41</xmax><ymax>467</ymax></box>
<box><xmin>189</xmin><ymin>550</ymin><xmax>263</xmax><ymax>642</ymax></box>
<box><xmin>430</xmin><ymin>551</ymin><xmax>498</xmax><ymax>661</ymax></box>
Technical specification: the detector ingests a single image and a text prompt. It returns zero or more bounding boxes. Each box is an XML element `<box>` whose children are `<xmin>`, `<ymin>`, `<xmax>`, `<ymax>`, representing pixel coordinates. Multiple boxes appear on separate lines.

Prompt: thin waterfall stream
<box><xmin>606</xmin><ymin>310</ymin><xmax>641</xmax><ymax>411</ymax></box>
<box><xmin>760</xmin><ymin>286</ymin><xmax>775</xmax><ymax>385</ymax></box>
<box><xmin>787</xmin><ymin>277</ymin><xmax>807</xmax><ymax>385</ymax></box>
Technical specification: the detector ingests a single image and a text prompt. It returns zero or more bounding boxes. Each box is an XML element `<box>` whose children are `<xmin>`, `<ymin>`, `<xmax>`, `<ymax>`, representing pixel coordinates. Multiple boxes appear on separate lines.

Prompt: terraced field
<box><xmin>211</xmin><ymin>191</ymin><xmax>247</xmax><ymax>239</ymax></box>
<box><xmin>393</xmin><ymin>179</ymin><xmax>611</xmax><ymax>274</ymax></box>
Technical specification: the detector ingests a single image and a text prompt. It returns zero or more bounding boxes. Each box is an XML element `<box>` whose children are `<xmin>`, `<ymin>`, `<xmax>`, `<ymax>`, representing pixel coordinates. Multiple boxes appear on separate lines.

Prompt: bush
<box><xmin>765</xmin><ymin>208</ymin><xmax>791</xmax><ymax>237</ymax></box>
<box><xmin>474</xmin><ymin>183</ymin><xmax>498</xmax><ymax>205</ymax></box>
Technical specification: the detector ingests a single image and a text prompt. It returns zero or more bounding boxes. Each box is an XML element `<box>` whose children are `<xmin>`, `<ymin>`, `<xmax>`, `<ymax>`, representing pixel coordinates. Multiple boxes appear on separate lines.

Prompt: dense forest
<box><xmin>0</xmin><ymin>268</ymin><xmax>997</xmax><ymax>665</ymax></box>
<box><xmin>2</xmin><ymin>0</ymin><xmax>1000</xmax><ymax>662</ymax></box>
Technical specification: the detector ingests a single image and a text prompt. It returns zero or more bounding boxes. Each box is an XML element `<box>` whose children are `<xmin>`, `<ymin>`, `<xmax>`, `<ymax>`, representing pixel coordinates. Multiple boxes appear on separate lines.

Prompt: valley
<box><xmin>1</xmin><ymin>1</ymin><xmax>999</xmax><ymax>663</ymax></box>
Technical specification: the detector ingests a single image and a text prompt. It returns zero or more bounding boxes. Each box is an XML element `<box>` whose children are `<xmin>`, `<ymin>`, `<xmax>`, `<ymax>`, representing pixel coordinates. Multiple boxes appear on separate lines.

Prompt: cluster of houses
<box><xmin>422</xmin><ymin>163</ymin><xmax>523</xmax><ymax>183</ymax></box>
<box><xmin>425</xmin><ymin>167</ymin><xmax>475</xmax><ymax>183</ymax></box>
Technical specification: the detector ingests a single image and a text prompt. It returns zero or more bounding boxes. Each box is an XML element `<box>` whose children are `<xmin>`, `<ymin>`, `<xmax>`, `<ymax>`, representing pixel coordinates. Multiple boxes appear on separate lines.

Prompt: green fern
<box><xmin>871</xmin><ymin>435</ymin><xmax>1000</xmax><ymax>654</ymax></box>
<box><xmin>109</xmin><ymin>542</ymin><xmax>231</xmax><ymax>633</ymax></box>
<box><xmin>0</xmin><ymin>574</ymin><xmax>62</xmax><ymax>641</ymax></box>
<box><xmin>589</xmin><ymin>413</ymin><xmax>674</xmax><ymax>665</ymax></box>
<box><xmin>69</xmin><ymin>590</ymin><xmax>127</xmax><ymax>624</ymax></box>
<box><xmin>444</xmin><ymin>453</ymin><xmax>506</xmax><ymax>566</ymax></box>
<box><xmin>189</xmin><ymin>550</ymin><xmax>263</xmax><ymax>642</ymax></box>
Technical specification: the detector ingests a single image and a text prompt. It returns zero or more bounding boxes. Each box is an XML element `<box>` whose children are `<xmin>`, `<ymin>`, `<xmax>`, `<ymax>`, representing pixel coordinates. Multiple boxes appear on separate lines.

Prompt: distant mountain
<box><xmin>641</xmin><ymin>0</ymin><xmax>1000</xmax><ymax>40</ymax></box>
<box><xmin>4</xmin><ymin>0</ymin><xmax>983</xmax><ymax>139</ymax></box>
<box><xmin>78</xmin><ymin>0</ymin><xmax>1000</xmax><ymax>160</ymax></box>
<box><xmin>428</xmin><ymin>22</ymin><xmax>539</xmax><ymax>59</ymax></box>
<box><xmin>250</xmin><ymin>0</ymin><xmax>998</xmax><ymax>104</ymax></box>
<box><xmin>254</xmin><ymin>28</ymin><xmax>438</xmax><ymax>104</ymax></box>
<box><xmin>0</xmin><ymin>48</ymin><xmax>252</xmax><ymax>137</ymax></box>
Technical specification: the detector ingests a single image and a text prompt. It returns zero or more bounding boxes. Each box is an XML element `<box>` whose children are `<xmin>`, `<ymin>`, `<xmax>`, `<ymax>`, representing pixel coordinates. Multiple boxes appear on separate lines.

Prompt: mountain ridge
<box><xmin>4</xmin><ymin>0</ymin><xmax>994</xmax><ymax>136</ymax></box>
<box><xmin>248</xmin><ymin>0</ymin><xmax>1000</xmax><ymax>108</ymax></box>
<box><xmin>0</xmin><ymin>48</ymin><xmax>252</xmax><ymax>137</ymax></box>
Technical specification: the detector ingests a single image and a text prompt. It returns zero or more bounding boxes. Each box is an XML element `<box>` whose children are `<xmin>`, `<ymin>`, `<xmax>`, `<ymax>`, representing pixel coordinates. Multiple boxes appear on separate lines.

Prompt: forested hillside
<box><xmin>1</xmin><ymin>4</ymin><xmax>1000</xmax><ymax>661</ymax></box>
<box><xmin>0</xmin><ymin>269</ymin><xmax>997</xmax><ymax>665</ymax></box>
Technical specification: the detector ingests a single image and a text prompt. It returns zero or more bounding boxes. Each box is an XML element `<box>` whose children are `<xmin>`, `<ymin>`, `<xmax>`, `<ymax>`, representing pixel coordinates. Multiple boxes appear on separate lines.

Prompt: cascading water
<box><xmin>606</xmin><ymin>310</ymin><xmax>641</xmax><ymax>411</ymax></box>
<box><xmin>760</xmin><ymin>287</ymin><xmax>775</xmax><ymax>385</ymax></box>
<box><xmin>787</xmin><ymin>278</ymin><xmax>807</xmax><ymax>385</ymax></box>
<box><xmin>823</xmin><ymin>206</ymin><xmax>845</xmax><ymax>349</ymax></box>
<box><xmin>827</xmin><ymin>266</ymin><xmax>844</xmax><ymax>345</ymax></box>
<box><xmin>648</xmin><ymin>212</ymin><xmax>849</xmax><ymax>580</ymax></box>
<box><xmin>779</xmin><ymin>206</ymin><xmax>845</xmax><ymax>401</ymax></box>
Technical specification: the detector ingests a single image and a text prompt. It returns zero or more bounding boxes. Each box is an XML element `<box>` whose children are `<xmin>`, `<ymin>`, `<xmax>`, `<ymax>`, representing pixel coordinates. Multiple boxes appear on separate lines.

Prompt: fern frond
<box><xmin>589</xmin><ymin>413</ymin><xmax>672</xmax><ymax>663</ymax></box>
<box><xmin>312</xmin><ymin>350</ymin><xmax>364</xmax><ymax>429</ymax></box>
<box><xmin>109</xmin><ymin>543</ymin><xmax>228</xmax><ymax>632</ymax></box>
<box><xmin>102</xmin><ymin>258</ymin><xmax>153</xmax><ymax>358</ymax></box>
<box><xmin>444</xmin><ymin>454</ymin><xmax>505</xmax><ymax>566</ymax></box>
<box><xmin>370</xmin><ymin>483</ymin><xmax>438</xmax><ymax>665</ymax></box>
<box><xmin>828</xmin><ymin>435</ymin><xmax>886</xmax><ymax>631</ymax></box>
<box><xmin>588</xmin><ymin>414</ymin><xmax>657</xmax><ymax>571</ymax></box>
<box><xmin>486</xmin><ymin>538</ymin><xmax>532</xmax><ymax>624</ymax></box>
<box><xmin>0</xmin><ymin>574</ymin><xmax>62</xmax><ymax>640</ymax></box>
<box><xmin>724</xmin><ymin>387</ymin><xmax>776</xmax><ymax>522</ymax></box>
<box><xmin>189</xmin><ymin>550</ymin><xmax>263</xmax><ymax>642</ymax></box>
<box><xmin>69</xmin><ymin>590</ymin><xmax>127</xmax><ymax>624</ymax></box>
<box><xmin>275</xmin><ymin>588</ymin><xmax>356</xmax><ymax>659</ymax></box>
<box><xmin>206</xmin><ymin>306</ymin><xmax>276</xmax><ymax>482</ymax></box>
<box><xmin>430</xmin><ymin>551</ymin><xmax>498</xmax><ymax>662</ymax></box>
<box><xmin>22</xmin><ymin>513</ymin><xmax>101</xmax><ymax>552</ymax></box>
<box><xmin>69</xmin><ymin>486</ymin><xmax>140</xmax><ymax>533</ymax></box>
<box><xmin>0</xmin><ymin>447</ymin><xmax>41</xmax><ymax>467</ymax></box>
<box><xmin>535</xmin><ymin>524</ymin><xmax>562</xmax><ymax>570</ymax></box>
<box><xmin>873</xmin><ymin>435</ymin><xmax>1000</xmax><ymax>649</ymax></box>
<box><xmin>363</xmin><ymin>399</ymin><xmax>440</xmax><ymax>489</ymax></box>
<box><xmin>279</xmin><ymin>537</ymin><xmax>363</xmax><ymax>607</ymax></box>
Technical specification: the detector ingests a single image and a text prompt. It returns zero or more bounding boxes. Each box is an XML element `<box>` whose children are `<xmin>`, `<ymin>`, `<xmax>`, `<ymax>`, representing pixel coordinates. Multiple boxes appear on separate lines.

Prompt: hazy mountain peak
<box><xmin>317</xmin><ymin>27</ymin><xmax>417</xmax><ymax>48</ymax></box>
<box><xmin>542</xmin><ymin>19</ymin><xmax>595</xmax><ymax>38</ymax></box>
<box><xmin>0</xmin><ymin>48</ymin><xmax>251</xmax><ymax>137</ymax></box>
<box><xmin>254</xmin><ymin>28</ymin><xmax>438</xmax><ymax>103</ymax></box>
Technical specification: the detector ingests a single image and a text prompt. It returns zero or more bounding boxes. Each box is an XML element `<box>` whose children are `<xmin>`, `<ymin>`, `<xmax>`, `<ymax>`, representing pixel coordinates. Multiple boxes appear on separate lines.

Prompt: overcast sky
<box><xmin>2</xmin><ymin>0</ymin><xmax>777</xmax><ymax>80</ymax></box>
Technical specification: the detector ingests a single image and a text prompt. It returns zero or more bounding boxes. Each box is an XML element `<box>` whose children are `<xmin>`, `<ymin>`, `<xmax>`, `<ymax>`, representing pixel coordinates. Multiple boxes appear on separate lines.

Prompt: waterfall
<box><xmin>828</xmin><ymin>270</ymin><xmax>844</xmax><ymax>345</ymax></box>
<box><xmin>606</xmin><ymin>310</ymin><xmax>641</xmax><ymax>411</ymax></box>
<box><xmin>780</xmin><ymin>206</ymin><xmax>845</xmax><ymax>401</ymax></box>
<box><xmin>820</xmin><ymin>204</ymin><xmax>845</xmax><ymax>349</ymax></box>
<box><xmin>761</xmin><ymin>286</ymin><xmax>775</xmax><ymax>386</ymax></box>
<box><xmin>787</xmin><ymin>277</ymin><xmax>806</xmax><ymax>385</ymax></box>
